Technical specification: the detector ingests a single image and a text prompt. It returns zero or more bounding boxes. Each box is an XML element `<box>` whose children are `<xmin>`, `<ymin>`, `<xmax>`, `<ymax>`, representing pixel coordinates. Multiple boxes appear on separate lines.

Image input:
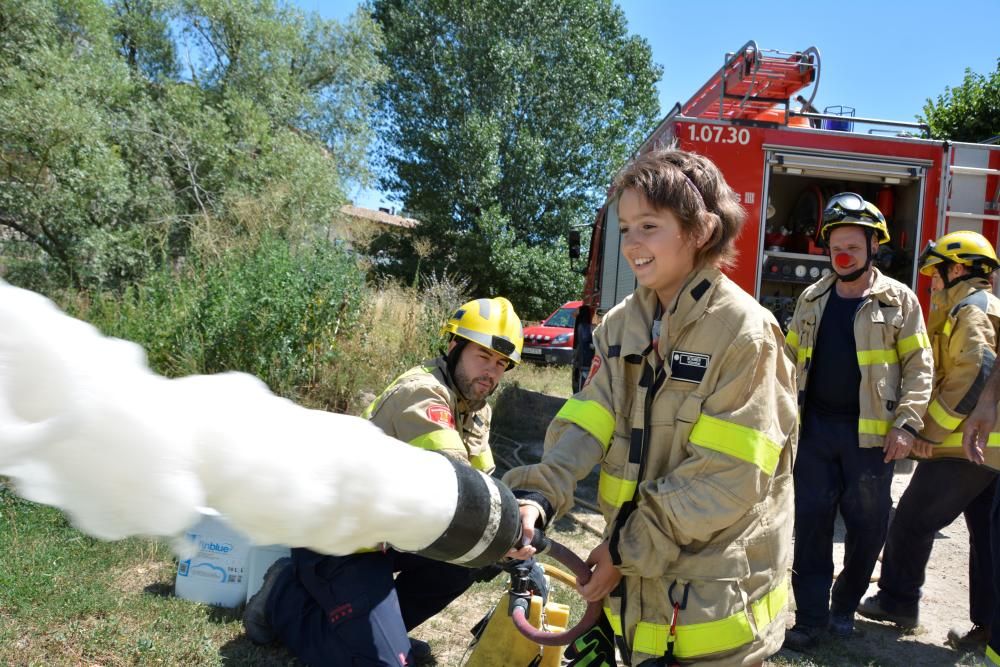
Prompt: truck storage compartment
<box><xmin>758</xmin><ymin>149</ymin><xmax>928</xmax><ymax>330</ymax></box>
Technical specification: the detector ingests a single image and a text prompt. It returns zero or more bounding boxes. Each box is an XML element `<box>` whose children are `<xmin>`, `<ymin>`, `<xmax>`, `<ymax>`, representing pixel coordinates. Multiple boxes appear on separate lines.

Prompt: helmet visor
<box><xmin>917</xmin><ymin>240</ymin><xmax>950</xmax><ymax>275</ymax></box>
<box><xmin>490</xmin><ymin>335</ymin><xmax>516</xmax><ymax>358</ymax></box>
<box><xmin>823</xmin><ymin>192</ymin><xmax>885</xmax><ymax>226</ymax></box>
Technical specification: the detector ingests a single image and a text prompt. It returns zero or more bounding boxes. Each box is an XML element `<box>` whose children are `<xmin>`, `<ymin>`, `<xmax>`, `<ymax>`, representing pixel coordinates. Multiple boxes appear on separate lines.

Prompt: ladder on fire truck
<box><xmin>943</xmin><ymin>144</ymin><xmax>1000</xmax><ymax>240</ymax></box>
<box><xmin>681</xmin><ymin>40</ymin><xmax>820</xmax><ymax>121</ymax></box>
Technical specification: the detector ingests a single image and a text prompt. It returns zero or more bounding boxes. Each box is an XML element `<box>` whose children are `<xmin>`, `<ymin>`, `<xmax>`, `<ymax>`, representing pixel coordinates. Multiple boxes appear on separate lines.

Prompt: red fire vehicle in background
<box><xmin>573</xmin><ymin>40</ymin><xmax>1000</xmax><ymax>375</ymax></box>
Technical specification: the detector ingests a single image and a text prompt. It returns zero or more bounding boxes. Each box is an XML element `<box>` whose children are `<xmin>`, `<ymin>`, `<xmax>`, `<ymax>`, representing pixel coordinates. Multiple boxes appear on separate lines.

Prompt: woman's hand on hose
<box><xmin>506</xmin><ymin>504</ymin><xmax>540</xmax><ymax>560</ymax></box>
<box><xmin>577</xmin><ymin>540</ymin><xmax>622</xmax><ymax>602</ymax></box>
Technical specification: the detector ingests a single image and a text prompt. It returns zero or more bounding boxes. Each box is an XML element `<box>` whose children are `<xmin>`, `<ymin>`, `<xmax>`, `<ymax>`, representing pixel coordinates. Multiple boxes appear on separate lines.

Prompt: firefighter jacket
<box><xmin>362</xmin><ymin>356</ymin><xmax>494</xmax><ymax>473</ymax></box>
<box><xmin>503</xmin><ymin>268</ymin><xmax>798</xmax><ymax>666</ymax></box>
<box><xmin>785</xmin><ymin>268</ymin><xmax>933</xmax><ymax>446</ymax></box>
<box><xmin>922</xmin><ymin>277</ymin><xmax>1000</xmax><ymax>471</ymax></box>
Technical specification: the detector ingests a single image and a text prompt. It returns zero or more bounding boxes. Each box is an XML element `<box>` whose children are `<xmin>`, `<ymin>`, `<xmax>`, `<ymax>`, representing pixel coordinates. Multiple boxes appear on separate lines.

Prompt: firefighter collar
<box><xmin>667</xmin><ymin>266</ymin><xmax>720</xmax><ymax>328</ymax></box>
<box><xmin>804</xmin><ymin>267</ymin><xmax>902</xmax><ymax>308</ymax></box>
<box><xmin>620</xmin><ymin>268</ymin><xmax>722</xmax><ymax>359</ymax></box>
<box><xmin>933</xmin><ymin>277</ymin><xmax>990</xmax><ymax>315</ymax></box>
<box><xmin>432</xmin><ymin>355</ymin><xmax>487</xmax><ymax>413</ymax></box>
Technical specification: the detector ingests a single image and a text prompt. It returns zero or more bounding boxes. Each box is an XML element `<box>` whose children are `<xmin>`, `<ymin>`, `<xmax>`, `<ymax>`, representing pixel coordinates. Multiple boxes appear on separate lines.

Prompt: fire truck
<box><xmin>574</xmin><ymin>40</ymin><xmax>1000</xmax><ymax>371</ymax></box>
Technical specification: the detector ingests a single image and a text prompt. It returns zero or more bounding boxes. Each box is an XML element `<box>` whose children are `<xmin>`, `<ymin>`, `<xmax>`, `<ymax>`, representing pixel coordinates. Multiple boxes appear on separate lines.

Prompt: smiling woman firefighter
<box><xmin>504</xmin><ymin>149</ymin><xmax>798</xmax><ymax>666</ymax></box>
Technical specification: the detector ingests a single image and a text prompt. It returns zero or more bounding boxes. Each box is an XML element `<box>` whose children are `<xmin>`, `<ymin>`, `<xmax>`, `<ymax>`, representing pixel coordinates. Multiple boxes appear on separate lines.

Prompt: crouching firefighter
<box><xmin>242</xmin><ymin>297</ymin><xmax>532</xmax><ymax>666</ymax></box>
<box><xmin>505</xmin><ymin>149</ymin><xmax>799</xmax><ymax>666</ymax></box>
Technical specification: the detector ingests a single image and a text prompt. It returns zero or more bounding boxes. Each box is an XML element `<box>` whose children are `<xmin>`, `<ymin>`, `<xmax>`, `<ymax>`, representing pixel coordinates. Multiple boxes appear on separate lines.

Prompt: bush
<box><xmin>63</xmin><ymin>246</ymin><xmax>472</xmax><ymax>414</ymax></box>
<box><xmin>313</xmin><ymin>274</ymin><xmax>468</xmax><ymax>414</ymax></box>
<box><xmin>66</xmin><ymin>236</ymin><xmax>366</xmax><ymax>402</ymax></box>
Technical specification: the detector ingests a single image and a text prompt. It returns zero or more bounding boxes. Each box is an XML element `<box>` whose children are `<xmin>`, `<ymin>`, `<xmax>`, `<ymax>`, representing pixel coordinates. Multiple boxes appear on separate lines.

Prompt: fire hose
<box><xmin>507</xmin><ymin>530</ymin><xmax>603</xmax><ymax>646</ymax></box>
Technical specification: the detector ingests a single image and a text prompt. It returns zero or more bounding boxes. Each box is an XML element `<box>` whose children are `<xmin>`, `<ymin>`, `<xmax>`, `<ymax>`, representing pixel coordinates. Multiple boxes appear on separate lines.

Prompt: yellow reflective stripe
<box><xmin>987</xmin><ymin>644</ymin><xmax>1000</xmax><ymax>665</ymax></box>
<box><xmin>469</xmin><ymin>448</ymin><xmax>494</xmax><ymax>472</ymax></box>
<box><xmin>605</xmin><ymin>607</ymin><xmax>622</xmax><ymax>635</ymax></box>
<box><xmin>928</xmin><ymin>399</ymin><xmax>962</xmax><ymax>431</ymax></box>
<box><xmin>797</xmin><ymin>346</ymin><xmax>812</xmax><ymax>365</ymax></box>
<box><xmin>689</xmin><ymin>414</ymin><xmax>782</xmax><ymax>475</ymax></box>
<box><xmin>556</xmin><ymin>398</ymin><xmax>615</xmax><ymax>451</ymax></box>
<box><xmin>409</xmin><ymin>428</ymin><xmax>465</xmax><ymax>453</ymax></box>
<box><xmin>751</xmin><ymin>578</ymin><xmax>789</xmax><ymax>629</ymax></box>
<box><xmin>603</xmin><ymin>581</ymin><xmax>788</xmax><ymax>659</ymax></box>
<box><xmin>361</xmin><ymin>397</ymin><xmax>380</xmax><ymax>419</ymax></box>
<box><xmin>859</xmin><ymin>419</ymin><xmax>892</xmax><ymax>436</ymax></box>
<box><xmin>598</xmin><ymin>470</ymin><xmax>637</xmax><ymax>508</ymax></box>
<box><xmin>897</xmin><ymin>332</ymin><xmax>930</xmax><ymax>355</ymax></box>
<box><xmin>942</xmin><ymin>320</ymin><xmax>954</xmax><ymax>337</ymax></box>
<box><xmin>857</xmin><ymin>349</ymin><xmax>899</xmax><ymax>365</ymax></box>
<box><xmin>786</xmin><ymin>329</ymin><xmax>800</xmax><ymax>350</ymax></box>
<box><xmin>941</xmin><ymin>431</ymin><xmax>1000</xmax><ymax>447</ymax></box>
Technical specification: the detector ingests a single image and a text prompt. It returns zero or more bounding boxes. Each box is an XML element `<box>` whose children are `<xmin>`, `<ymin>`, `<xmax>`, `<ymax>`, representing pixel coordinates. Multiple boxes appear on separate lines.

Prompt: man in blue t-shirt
<box><xmin>783</xmin><ymin>193</ymin><xmax>933</xmax><ymax>651</ymax></box>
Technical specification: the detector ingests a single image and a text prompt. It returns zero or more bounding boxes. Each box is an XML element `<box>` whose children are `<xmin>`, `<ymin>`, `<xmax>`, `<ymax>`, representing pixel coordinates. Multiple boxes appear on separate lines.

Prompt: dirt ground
<box><xmin>772</xmin><ymin>462</ymin><xmax>988</xmax><ymax>667</ymax></box>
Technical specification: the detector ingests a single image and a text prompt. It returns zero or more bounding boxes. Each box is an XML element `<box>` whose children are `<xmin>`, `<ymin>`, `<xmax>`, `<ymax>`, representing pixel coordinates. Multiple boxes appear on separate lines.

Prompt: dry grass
<box><xmin>310</xmin><ymin>279</ymin><xmax>463</xmax><ymax>414</ymax></box>
<box><xmin>499</xmin><ymin>362</ymin><xmax>574</xmax><ymax>400</ymax></box>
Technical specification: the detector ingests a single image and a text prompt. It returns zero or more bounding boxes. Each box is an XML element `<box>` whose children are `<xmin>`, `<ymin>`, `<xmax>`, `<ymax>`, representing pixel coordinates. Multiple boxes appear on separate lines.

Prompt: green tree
<box><xmin>370</xmin><ymin>0</ymin><xmax>660</xmax><ymax>318</ymax></box>
<box><xmin>0</xmin><ymin>0</ymin><xmax>139</xmax><ymax>288</ymax></box>
<box><xmin>0</xmin><ymin>0</ymin><xmax>385</xmax><ymax>290</ymax></box>
<box><xmin>921</xmin><ymin>59</ymin><xmax>1000</xmax><ymax>142</ymax></box>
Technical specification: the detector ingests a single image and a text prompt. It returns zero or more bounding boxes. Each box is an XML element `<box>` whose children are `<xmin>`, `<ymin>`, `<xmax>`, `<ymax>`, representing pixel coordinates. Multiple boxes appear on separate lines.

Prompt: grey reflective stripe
<box><xmin>450</xmin><ymin>470</ymin><xmax>505</xmax><ymax>564</ymax></box>
<box><xmin>477</xmin><ymin>298</ymin><xmax>492</xmax><ymax>319</ymax></box>
<box><xmin>957</xmin><ymin>349</ymin><xmax>996</xmax><ymax>414</ymax></box>
<box><xmin>415</xmin><ymin>456</ymin><xmax>521</xmax><ymax>567</ymax></box>
<box><xmin>952</xmin><ymin>290</ymin><xmax>989</xmax><ymax>317</ymax></box>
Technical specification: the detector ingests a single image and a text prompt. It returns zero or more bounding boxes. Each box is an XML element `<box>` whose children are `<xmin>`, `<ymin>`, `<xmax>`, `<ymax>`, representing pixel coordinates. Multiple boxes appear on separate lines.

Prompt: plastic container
<box><xmin>822</xmin><ymin>105</ymin><xmax>856</xmax><ymax>132</ymax></box>
<box><xmin>822</xmin><ymin>118</ymin><xmax>853</xmax><ymax>132</ymax></box>
<box><xmin>466</xmin><ymin>593</ymin><xmax>567</xmax><ymax>667</ymax></box>
<box><xmin>175</xmin><ymin>509</ymin><xmax>251</xmax><ymax>608</ymax></box>
<box><xmin>246</xmin><ymin>544</ymin><xmax>292</xmax><ymax>603</ymax></box>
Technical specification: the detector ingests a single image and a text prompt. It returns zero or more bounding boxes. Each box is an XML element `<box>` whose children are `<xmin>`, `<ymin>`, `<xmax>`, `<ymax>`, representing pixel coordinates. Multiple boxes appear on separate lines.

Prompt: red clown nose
<box><xmin>834</xmin><ymin>253</ymin><xmax>853</xmax><ymax>268</ymax></box>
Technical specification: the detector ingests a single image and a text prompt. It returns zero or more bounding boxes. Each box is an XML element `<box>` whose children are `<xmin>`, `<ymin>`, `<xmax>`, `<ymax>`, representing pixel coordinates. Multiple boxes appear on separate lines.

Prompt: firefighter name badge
<box><xmin>670</xmin><ymin>351</ymin><xmax>710</xmax><ymax>383</ymax></box>
<box><xmin>426</xmin><ymin>404</ymin><xmax>455</xmax><ymax>428</ymax></box>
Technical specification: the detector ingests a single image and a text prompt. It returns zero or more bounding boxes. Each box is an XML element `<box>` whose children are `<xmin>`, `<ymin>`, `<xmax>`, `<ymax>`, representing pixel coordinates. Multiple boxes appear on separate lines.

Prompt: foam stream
<box><xmin>0</xmin><ymin>280</ymin><xmax>461</xmax><ymax>555</ymax></box>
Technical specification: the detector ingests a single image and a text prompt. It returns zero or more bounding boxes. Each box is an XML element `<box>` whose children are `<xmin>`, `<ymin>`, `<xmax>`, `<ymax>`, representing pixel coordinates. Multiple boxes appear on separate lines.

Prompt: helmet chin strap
<box><xmin>445</xmin><ymin>337</ymin><xmax>470</xmax><ymax>400</ymax></box>
<box><xmin>936</xmin><ymin>263</ymin><xmax>980</xmax><ymax>289</ymax></box>
<box><xmin>833</xmin><ymin>232</ymin><xmax>874</xmax><ymax>283</ymax></box>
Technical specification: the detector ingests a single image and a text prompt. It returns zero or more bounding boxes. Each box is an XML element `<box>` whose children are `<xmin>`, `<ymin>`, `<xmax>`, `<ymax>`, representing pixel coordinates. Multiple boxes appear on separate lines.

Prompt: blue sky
<box><xmin>294</xmin><ymin>0</ymin><xmax>999</xmax><ymax>209</ymax></box>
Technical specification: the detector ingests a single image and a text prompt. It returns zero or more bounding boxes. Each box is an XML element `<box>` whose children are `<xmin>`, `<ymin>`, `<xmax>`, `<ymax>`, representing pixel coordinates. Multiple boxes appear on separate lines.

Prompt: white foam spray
<box><xmin>0</xmin><ymin>280</ymin><xmax>460</xmax><ymax>555</ymax></box>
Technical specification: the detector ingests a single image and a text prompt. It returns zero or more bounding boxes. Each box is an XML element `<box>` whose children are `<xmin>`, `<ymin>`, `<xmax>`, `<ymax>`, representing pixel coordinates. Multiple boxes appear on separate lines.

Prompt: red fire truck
<box><xmin>576</xmin><ymin>40</ymin><xmax>1000</xmax><ymax>351</ymax></box>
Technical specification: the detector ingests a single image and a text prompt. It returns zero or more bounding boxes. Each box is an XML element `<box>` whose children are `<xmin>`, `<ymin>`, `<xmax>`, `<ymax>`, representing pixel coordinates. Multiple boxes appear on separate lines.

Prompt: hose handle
<box><xmin>528</xmin><ymin>527</ymin><xmax>551</xmax><ymax>554</ymax></box>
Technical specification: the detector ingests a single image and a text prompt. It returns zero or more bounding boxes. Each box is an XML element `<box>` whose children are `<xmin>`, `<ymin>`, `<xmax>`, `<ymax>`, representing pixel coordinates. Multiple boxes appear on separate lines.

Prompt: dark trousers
<box><xmin>792</xmin><ymin>408</ymin><xmax>895</xmax><ymax>628</ymax></box>
<box><xmin>878</xmin><ymin>458</ymin><xmax>996</xmax><ymax>624</ymax></box>
<box><xmin>267</xmin><ymin>548</ymin><xmax>486</xmax><ymax>666</ymax></box>
<box><xmin>989</xmin><ymin>482</ymin><xmax>1000</xmax><ymax>663</ymax></box>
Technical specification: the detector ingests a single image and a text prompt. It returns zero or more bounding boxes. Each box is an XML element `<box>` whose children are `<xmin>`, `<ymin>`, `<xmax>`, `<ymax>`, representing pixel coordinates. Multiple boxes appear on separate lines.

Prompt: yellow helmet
<box><xmin>819</xmin><ymin>192</ymin><xmax>891</xmax><ymax>245</ymax></box>
<box><xmin>442</xmin><ymin>297</ymin><xmax>523</xmax><ymax>365</ymax></box>
<box><xmin>918</xmin><ymin>230</ymin><xmax>1000</xmax><ymax>276</ymax></box>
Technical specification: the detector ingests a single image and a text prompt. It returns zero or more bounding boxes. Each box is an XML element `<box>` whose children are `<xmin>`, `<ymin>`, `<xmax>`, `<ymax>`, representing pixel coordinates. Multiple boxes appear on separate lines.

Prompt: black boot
<box><xmin>856</xmin><ymin>592</ymin><xmax>918</xmax><ymax>630</ymax></box>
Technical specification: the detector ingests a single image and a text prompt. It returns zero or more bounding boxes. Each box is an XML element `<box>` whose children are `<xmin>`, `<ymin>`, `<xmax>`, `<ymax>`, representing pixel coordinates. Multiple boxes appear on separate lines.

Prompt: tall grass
<box><xmin>312</xmin><ymin>275</ymin><xmax>467</xmax><ymax>413</ymax></box>
<box><xmin>58</xmin><ymin>244</ymin><xmax>470</xmax><ymax>415</ymax></box>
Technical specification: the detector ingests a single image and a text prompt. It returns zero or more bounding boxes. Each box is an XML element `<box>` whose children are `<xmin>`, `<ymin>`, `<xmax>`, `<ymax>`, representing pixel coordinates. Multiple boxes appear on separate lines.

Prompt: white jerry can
<box><xmin>175</xmin><ymin>508</ymin><xmax>251</xmax><ymax>608</ymax></box>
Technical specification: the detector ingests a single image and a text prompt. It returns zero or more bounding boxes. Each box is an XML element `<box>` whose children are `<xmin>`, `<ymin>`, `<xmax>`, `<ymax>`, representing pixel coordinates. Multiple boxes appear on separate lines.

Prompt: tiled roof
<box><xmin>339</xmin><ymin>205</ymin><xmax>419</xmax><ymax>229</ymax></box>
